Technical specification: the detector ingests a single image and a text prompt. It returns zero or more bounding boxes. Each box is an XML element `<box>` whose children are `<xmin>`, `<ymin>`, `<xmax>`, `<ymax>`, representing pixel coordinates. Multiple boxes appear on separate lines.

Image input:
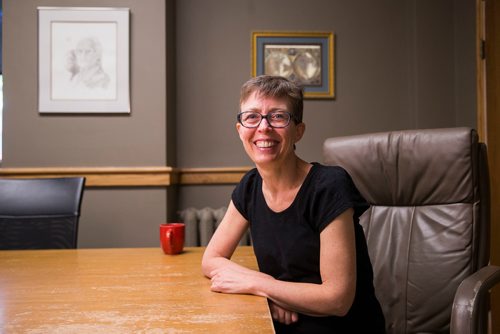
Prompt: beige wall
<box><xmin>2</xmin><ymin>0</ymin><xmax>476</xmax><ymax>247</ymax></box>
<box><xmin>4</xmin><ymin>0</ymin><xmax>169</xmax><ymax>167</ymax></box>
<box><xmin>3</xmin><ymin>0</ymin><xmax>172</xmax><ymax>247</ymax></box>
<box><xmin>176</xmin><ymin>0</ymin><xmax>476</xmax><ymax>211</ymax></box>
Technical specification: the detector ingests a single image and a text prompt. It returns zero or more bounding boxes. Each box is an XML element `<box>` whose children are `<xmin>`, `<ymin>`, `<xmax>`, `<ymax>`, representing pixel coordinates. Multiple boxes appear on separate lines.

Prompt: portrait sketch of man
<box><xmin>51</xmin><ymin>21</ymin><xmax>117</xmax><ymax>101</ymax></box>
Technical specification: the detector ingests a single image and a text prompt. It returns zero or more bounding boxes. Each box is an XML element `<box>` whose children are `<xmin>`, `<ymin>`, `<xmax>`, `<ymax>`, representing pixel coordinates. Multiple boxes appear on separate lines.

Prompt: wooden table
<box><xmin>0</xmin><ymin>246</ymin><xmax>275</xmax><ymax>333</ymax></box>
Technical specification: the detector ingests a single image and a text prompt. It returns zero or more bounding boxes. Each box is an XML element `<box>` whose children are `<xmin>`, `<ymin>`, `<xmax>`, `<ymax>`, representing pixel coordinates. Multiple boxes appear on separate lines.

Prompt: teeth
<box><xmin>256</xmin><ymin>141</ymin><xmax>275</xmax><ymax>148</ymax></box>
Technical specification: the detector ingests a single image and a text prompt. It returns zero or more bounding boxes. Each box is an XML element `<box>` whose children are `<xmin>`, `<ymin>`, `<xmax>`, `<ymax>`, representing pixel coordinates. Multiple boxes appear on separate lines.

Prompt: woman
<box><xmin>202</xmin><ymin>75</ymin><xmax>385</xmax><ymax>333</ymax></box>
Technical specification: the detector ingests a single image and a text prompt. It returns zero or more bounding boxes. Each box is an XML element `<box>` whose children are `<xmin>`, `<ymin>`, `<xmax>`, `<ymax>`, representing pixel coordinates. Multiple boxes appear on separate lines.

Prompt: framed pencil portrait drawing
<box><xmin>38</xmin><ymin>7</ymin><xmax>130</xmax><ymax>113</ymax></box>
<box><xmin>252</xmin><ymin>32</ymin><xmax>335</xmax><ymax>99</ymax></box>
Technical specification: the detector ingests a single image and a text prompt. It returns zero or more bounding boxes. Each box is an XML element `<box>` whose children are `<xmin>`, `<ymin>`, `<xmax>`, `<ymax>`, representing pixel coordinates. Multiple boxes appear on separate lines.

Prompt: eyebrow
<box><xmin>241</xmin><ymin>107</ymin><xmax>288</xmax><ymax>113</ymax></box>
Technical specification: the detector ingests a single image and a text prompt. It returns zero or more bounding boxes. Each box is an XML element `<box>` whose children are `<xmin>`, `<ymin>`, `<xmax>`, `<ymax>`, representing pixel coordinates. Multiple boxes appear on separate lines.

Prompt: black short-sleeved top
<box><xmin>232</xmin><ymin>163</ymin><xmax>385</xmax><ymax>334</ymax></box>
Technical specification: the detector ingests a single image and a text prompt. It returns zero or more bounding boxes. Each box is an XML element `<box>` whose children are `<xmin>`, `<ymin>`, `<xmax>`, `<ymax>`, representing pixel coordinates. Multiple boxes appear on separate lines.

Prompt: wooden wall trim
<box><xmin>179</xmin><ymin>167</ymin><xmax>251</xmax><ymax>185</ymax></box>
<box><xmin>0</xmin><ymin>166</ymin><xmax>252</xmax><ymax>187</ymax></box>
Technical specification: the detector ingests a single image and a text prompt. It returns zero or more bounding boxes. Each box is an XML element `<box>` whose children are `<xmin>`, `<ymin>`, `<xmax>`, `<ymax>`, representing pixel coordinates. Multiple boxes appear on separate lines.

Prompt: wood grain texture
<box><xmin>0</xmin><ymin>246</ymin><xmax>274</xmax><ymax>333</ymax></box>
<box><xmin>0</xmin><ymin>166</ymin><xmax>252</xmax><ymax>187</ymax></box>
<box><xmin>484</xmin><ymin>0</ymin><xmax>500</xmax><ymax>331</ymax></box>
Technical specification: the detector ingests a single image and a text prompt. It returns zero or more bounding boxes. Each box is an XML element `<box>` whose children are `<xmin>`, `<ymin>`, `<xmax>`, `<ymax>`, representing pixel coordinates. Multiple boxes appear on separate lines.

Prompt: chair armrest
<box><xmin>451</xmin><ymin>265</ymin><xmax>500</xmax><ymax>334</ymax></box>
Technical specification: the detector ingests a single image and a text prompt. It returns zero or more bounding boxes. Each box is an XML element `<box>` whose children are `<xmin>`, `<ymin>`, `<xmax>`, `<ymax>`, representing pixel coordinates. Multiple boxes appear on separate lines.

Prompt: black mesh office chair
<box><xmin>0</xmin><ymin>177</ymin><xmax>85</xmax><ymax>250</ymax></box>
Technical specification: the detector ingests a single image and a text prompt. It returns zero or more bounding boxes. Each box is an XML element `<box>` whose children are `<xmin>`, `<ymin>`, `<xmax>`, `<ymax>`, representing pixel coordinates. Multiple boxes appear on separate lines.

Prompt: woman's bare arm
<box><xmin>202</xmin><ymin>200</ymin><xmax>254</xmax><ymax>277</ymax></box>
<box><xmin>209</xmin><ymin>208</ymin><xmax>357</xmax><ymax>317</ymax></box>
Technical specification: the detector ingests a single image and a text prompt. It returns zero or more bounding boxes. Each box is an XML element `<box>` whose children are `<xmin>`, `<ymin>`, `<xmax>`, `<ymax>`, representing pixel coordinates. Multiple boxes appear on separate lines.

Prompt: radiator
<box><xmin>179</xmin><ymin>207</ymin><xmax>251</xmax><ymax>246</ymax></box>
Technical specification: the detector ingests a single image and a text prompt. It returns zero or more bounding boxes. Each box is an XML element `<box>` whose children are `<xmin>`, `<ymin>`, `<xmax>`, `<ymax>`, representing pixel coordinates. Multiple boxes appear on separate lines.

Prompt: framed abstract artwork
<box><xmin>38</xmin><ymin>7</ymin><xmax>130</xmax><ymax>113</ymax></box>
<box><xmin>252</xmin><ymin>31</ymin><xmax>335</xmax><ymax>99</ymax></box>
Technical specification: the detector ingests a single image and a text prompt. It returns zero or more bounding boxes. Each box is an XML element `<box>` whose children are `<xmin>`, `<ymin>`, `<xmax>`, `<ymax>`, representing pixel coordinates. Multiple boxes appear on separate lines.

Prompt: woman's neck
<box><xmin>256</xmin><ymin>157</ymin><xmax>312</xmax><ymax>212</ymax></box>
<box><xmin>257</xmin><ymin>156</ymin><xmax>311</xmax><ymax>194</ymax></box>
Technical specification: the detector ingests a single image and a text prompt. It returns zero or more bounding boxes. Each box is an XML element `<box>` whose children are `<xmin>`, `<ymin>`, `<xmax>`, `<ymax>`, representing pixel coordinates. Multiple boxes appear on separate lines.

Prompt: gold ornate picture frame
<box><xmin>252</xmin><ymin>31</ymin><xmax>335</xmax><ymax>99</ymax></box>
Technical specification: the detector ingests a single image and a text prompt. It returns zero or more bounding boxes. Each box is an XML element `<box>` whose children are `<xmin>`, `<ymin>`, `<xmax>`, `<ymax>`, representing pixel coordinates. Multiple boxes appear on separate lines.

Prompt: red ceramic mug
<box><xmin>160</xmin><ymin>222</ymin><xmax>185</xmax><ymax>255</ymax></box>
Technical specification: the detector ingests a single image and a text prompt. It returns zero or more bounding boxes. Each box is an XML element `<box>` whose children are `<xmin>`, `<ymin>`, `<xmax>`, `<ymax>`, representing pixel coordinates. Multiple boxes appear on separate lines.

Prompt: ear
<box><xmin>236</xmin><ymin>123</ymin><xmax>243</xmax><ymax>141</ymax></box>
<box><xmin>294</xmin><ymin>122</ymin><xmax>306</xmax><ymax>143</ymax></box>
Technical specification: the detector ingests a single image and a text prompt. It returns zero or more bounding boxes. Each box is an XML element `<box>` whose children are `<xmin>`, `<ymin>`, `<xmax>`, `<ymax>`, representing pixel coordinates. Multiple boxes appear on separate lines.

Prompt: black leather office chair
<box><xmin>0</xmin><ymin>177</ymin><xmax>85</xmax><ymax>250</ymax></box>
<box><xmin>323</xmin><ymin>127</ymin><xmax>500</xmax><ymax>334</ymax></box>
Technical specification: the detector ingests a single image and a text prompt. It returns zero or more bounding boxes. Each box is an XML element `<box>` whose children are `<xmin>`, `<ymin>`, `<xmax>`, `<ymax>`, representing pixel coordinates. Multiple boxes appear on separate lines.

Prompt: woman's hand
<box><xmin>209</xmin><ymin>265</ymin><xmax>271</xmax><ymax>295</ymax></box>
<box><xmin>269</xmin><ymin>301</ymin><xmax>299</xmax><ymax>325</ymax></box>
<box><xmin>210</xmin><ymin>266</ymin><xmax>249</xmax><ymax>294</ymax></box>
<box><xmin>211</xmin><ymin>267</ymin><xmax>299</xmax><ymax>325</ymax></box>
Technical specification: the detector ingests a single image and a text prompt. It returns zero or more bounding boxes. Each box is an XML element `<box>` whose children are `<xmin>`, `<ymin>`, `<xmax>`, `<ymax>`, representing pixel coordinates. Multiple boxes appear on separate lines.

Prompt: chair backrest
<box><xmin>0</xmin><ymin>177</ymin><xmax>86</xmax><ymax>250</ymax></box>
<box><xmin>323</xmin><ymin>127</ymin><xmax>490</xmax><ymax>334</ymax></box>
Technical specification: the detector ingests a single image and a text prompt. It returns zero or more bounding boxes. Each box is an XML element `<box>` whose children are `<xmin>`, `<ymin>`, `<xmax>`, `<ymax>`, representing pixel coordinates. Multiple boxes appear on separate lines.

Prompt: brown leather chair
<box><xmin>323</xmin><ymin>127</ymin><xmax>500</xmax><ymax>334</ymax></box>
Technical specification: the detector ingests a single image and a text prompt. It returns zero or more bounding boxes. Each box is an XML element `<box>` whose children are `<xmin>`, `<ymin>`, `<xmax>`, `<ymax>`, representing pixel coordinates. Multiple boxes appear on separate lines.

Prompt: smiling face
<box><xmin>237</xmin><ymin>91</ymin><xmax>305</xmax><ymax>167</ymax></box>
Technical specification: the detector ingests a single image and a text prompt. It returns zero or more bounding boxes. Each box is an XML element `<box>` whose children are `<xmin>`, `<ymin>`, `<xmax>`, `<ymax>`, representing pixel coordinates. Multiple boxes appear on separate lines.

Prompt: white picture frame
<box><xmin>38</xmin><ymin>7</ymin><xmax>130</xmax><ymax>113</ymax></box>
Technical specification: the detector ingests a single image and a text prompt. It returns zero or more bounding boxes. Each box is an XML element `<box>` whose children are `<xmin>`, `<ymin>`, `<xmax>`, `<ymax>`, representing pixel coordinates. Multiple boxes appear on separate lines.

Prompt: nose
<box><xmin>257</xmin><ymin>115</ymin><xmax>272</xmax><ymax>130</ymax></box>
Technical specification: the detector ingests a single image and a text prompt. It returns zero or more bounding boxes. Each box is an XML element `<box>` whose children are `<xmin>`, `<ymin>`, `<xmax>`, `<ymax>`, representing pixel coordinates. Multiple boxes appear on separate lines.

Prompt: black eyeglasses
<box><xmin>237</xmin><ymin>111</ymin><xmax>293</xmax><ymax>128</ymax></box>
